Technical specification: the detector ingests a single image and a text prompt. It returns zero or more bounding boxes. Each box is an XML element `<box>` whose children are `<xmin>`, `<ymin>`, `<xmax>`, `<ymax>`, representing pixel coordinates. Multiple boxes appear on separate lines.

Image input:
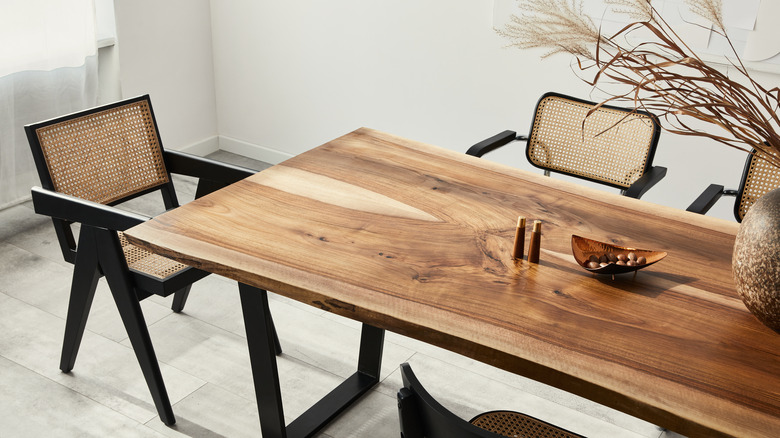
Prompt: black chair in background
<box><xmin>397</xmin><ymin>363</ymin><xmax>584</xmax><ymax>438</ymax></box>
<box><xmin>26</xmin><ymin>95</ymin><xmax>280</xmax><ymax>425</ymax></box>
<box><xmin>467</xmin><ymin>92</ymin><xmax>666</xmax><ymax>199</ymax></box>
<box><xmin>687</xmin><ymin>149</ymin><xmax>780</xmax><ymax>222</ymax></box>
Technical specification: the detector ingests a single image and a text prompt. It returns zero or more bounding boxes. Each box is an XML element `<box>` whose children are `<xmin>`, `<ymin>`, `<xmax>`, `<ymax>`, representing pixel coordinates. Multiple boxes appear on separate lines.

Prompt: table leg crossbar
<box><xmin>239</xmin><ymin>283</ymin><xmax>385</xmax><ymax>438</ymax></box>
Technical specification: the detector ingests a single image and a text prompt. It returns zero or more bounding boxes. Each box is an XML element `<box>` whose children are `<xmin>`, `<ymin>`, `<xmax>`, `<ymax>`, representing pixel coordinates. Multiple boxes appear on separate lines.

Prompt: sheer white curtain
<box><xmin>0</xmin><ymin>0</ymin><xmax>98</xmax><ymax>209</ymax></box>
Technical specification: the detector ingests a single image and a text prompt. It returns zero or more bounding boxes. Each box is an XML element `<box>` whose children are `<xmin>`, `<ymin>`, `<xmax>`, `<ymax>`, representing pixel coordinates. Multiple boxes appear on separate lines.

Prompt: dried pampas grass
<box><xmin>499</xmin><ymin>0</ymin><xmax>780</xmax><ymax>167</ymax></box>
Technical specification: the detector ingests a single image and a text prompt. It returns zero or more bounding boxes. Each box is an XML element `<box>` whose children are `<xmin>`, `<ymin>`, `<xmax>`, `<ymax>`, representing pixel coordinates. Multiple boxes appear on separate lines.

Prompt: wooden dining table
<box><xmin>125</xmin><ymin>127</ymin><xmax>780</xmax><ymax>438</ymax></box>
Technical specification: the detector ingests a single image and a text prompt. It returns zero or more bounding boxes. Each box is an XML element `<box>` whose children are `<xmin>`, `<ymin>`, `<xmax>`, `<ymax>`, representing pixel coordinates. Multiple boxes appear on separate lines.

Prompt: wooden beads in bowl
<box><xmin>571</xmin><ymin>235</ymin><xmax>666</xmax><ymax>275</ymax></box>
<box><xmin>586</xmin><ymin>252</ymin><xmax>647</xmax><ymax>269</ymax></box>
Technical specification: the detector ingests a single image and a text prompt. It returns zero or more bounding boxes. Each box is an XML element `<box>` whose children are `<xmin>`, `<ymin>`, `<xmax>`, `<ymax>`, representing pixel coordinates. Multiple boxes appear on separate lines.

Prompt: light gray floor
<box><xmin>0</xmin><ymin>151</ymin><xmax>685</xmax><ymax>437</ymax></box>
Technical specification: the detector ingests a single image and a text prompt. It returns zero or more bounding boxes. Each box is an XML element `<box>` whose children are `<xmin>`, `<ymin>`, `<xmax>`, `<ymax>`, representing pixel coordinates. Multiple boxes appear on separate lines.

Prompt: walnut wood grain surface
<box><xmin>125</xmin><ymin>128</ymin><xmax>779</xmax><ymax>437</ymax></box>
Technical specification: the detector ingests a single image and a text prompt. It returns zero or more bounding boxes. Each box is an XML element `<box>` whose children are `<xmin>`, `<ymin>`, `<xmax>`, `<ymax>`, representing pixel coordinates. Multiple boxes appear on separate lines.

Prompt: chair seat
<box><xmin>118</xmin><ymin>232</ymin><xmax>188</xmax><ymax>280</ymax></box>
<box><xmin>470</xmin><ymin>410</ymin><xmax>582</xmax><ymax>438</ymax></box>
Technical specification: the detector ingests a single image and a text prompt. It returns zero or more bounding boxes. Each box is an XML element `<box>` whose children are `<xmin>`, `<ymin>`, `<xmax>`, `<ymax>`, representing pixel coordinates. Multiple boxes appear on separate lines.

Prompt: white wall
<box><xmin>209</xmin><ymin>0</ymin><xmax>545</xmax><ymax>161</ymax></box>
<box><xmin>209</xmin><ymin>1</ymin><xmax>575</xmax><ymax>159</ymax></box>
<box><xmin>114</xmin><ymin>0</ymin><xmax>219</xmax><ymax>154</ymax></box>
<box><xmin>115</xmin><ymin>0</ymin><xmax>774</xmax><ymax>221</ymax></box>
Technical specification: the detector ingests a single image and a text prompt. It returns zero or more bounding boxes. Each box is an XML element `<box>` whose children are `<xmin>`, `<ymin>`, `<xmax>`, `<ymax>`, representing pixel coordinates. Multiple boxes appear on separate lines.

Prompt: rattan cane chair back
<box><xmin>687</xmin><ymin>150</ymin><xmax>780</xmax><ymax>222</ymax></box>
<box><xmin>735</xmin><ymin>151</ymin><xmax>780</xmax><ymax>221</ymax></box>
<box><xmin>527</xmin><ymin>93</ymin><xmax>660</xmax><ymax>190</ymax></box>
<box><xmin>398</xmin><ymin>363</ymin><xmax>584</xmax><ymax>438</ymax></box>
<box><xmin>28</xmin><ymin>96</ymin><xmax>183</xmax><ymax>267</ymax></box>
<box><xmin>32</xmin><ymin>98</ymin><xmax>170</xmax><ymax>205</ymax></box>
<box><xmin>31</xmin><ymin>98</ymin><xmax>189</xmax><ymax>280</ymax></box>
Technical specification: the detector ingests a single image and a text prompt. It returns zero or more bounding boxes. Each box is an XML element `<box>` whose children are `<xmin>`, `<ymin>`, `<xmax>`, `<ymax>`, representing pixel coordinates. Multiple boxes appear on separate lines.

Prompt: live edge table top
<box><xmin>125</xmin><ymin>127</ymin><xmax>780</xmax><ymax>437</ymax></box>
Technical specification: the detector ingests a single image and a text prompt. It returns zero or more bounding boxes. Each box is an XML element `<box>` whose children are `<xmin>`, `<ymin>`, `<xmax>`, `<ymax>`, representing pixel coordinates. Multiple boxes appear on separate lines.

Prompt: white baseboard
<box><xmin>218</xmin><ymin>135</ymin><xmax>294</xmax><ymax>165</ymax></box>
<box><xmin>177</xmin><ymin>136</ymin><xmax>220</xmax><ymax>157</ymax></box>
<box><xmin>176</xmin><ymin>135</ymin><xmax>294</xmax><ymax>165</ymax></box>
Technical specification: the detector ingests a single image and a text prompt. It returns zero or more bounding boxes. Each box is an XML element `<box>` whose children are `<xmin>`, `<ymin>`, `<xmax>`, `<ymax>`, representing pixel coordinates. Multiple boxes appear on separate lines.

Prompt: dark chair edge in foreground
<box><xmin>397</xmin><ymin>362</ymin><xmax>584</xmax><ymax>438</ymax></box>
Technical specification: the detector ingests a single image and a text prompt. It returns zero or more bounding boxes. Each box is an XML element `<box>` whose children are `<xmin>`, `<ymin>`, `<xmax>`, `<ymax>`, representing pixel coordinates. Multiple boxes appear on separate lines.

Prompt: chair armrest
<box><xmin>466</xmin><ymin>130</ymin><xmax>518</xmax><ymax>157</ymax></box>
<box><xmin>164</xmin><ymin>150</ymin><xmax>255</xmax><ymax>182</ymax></box>
<box><xmin>164</xmin><ymin>150</ymin><xmax>257</xmax><ymax>198</ymax></box>
<box><xmin>31</xmin><ymin>186</ymin><xmax>149</xmax><ymax>231</ymax></box>
<box><xmin>686</xmin><ymin>184</ymin><xmax>726</xmax><ymax>214</ymax></box>
<box><xmin>624</xmin><ymin>166</ymin><xmax>667</xmax><ymax>199</ymax></box>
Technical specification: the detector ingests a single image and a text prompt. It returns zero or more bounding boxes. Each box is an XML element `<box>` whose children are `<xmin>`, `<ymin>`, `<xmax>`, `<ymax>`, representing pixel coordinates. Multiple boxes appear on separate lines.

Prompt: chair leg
<box><xmin>59</xmin><ymin>228</ymin><xmax>101</xmax><ymax>373</ymax></box>
<box><xmin>91</xmin><ymin>227</ymin><xmax>176</xmax><ymax>426</ymax></box>
<box><xmin>170</xmin><ymin>285</ymin><xmax>191</xmax><ymax>313</ymax></box>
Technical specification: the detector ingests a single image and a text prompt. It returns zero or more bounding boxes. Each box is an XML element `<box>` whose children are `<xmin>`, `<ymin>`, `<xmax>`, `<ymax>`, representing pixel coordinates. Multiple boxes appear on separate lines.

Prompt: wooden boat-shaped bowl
<box><xmin>571</xmin><ymin>235</ymin><xmax>667</xmax><ymax>275</ymax></box>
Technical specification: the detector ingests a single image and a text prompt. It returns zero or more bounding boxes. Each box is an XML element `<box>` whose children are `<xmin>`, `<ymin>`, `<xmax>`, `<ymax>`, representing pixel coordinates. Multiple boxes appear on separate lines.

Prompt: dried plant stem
<box><xmin>501</xmin><ymin>0</ymin><xmax>780</xmax><ymax>168</ymax></box>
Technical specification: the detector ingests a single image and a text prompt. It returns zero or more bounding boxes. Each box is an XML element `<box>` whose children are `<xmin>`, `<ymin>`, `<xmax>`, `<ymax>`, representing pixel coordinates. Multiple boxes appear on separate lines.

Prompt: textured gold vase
<box><xmin>733</xmin><ymin>188</ymin><xmax>780</xmax><ymax>333</ymax></box>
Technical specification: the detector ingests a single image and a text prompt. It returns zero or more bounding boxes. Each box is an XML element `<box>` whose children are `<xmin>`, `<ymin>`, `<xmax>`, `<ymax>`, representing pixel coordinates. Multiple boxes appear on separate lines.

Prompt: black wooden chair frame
<box><xmin>686</xmin><ymin>149</ymin><xmax>771</xmax><ymax>222</ymax></box>
<box><xmin>26</xmin><ymin>95</ymin><xmax>280</xmax><ymax>426</ymax></box>
<box><xmin>398</xmin><ymin>363</ymin><xmax>502</xmax><ymax>438</ymax></box>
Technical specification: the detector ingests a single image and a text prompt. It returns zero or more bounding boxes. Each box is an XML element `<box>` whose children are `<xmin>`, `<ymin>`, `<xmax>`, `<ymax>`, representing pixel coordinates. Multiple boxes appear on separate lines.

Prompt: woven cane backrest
<box><xmin>32</xmin><ymin>98</ymin><xmax>169</xmax><ymax>205</ymax></box>
<box><xmin>527</xmin><ymin>94</ymin><xmax>659</xmax><ymax>189</ymax></box>
<box><xmin>736</xmin><ymin>152</ymin><xmax>780</xmax><ymax>221</ymax></box>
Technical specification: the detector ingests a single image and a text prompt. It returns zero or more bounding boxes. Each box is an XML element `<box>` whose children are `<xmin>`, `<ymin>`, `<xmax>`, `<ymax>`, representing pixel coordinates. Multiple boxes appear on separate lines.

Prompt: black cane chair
<box><xmin>25</xmin><ymin>95</ymin><xmax>280</xmax><ymax>426</ymax></box>
<box><xmin>686</xmin><ymin>150</ymin><xmax>780</xmax><ymax>222</ymax></box>
<box><xmin>467</xmin><ymin>92</ymin><xmax>666</xmax><ymax>199</ymax></box>
<box><xmin>397</xmin><ymin>363</ymin><xmax>585</xmax><ymax>438</ymax></box>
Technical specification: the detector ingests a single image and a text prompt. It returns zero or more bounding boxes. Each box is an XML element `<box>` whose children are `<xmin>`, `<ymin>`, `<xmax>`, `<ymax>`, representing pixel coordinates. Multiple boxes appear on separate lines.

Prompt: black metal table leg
<box><xmin>239</xmin><ymin>283</ymin><xmax>287</xmax><ymax>438</ymax></box>
<box><xmin>357</xmin><ymin>324</ymin><xmax>385</xmax><ymax>379</ymax></box>
<box><xmin>285</xmin><ymin>324</ymin><xmax>385</xmax><ymax>438</ymax></box>
<box><xmin>238</xmin><ymin>283</ymin><xmax>385</xmax><ymax>438</ymax></box>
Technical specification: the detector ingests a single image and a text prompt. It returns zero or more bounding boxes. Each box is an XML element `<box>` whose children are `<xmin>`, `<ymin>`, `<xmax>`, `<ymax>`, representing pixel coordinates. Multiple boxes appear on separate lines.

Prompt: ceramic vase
<box><xmin>733</xmin><ymin>187</ymin><xmax>780</xmax><ymax>333</ymax></box>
